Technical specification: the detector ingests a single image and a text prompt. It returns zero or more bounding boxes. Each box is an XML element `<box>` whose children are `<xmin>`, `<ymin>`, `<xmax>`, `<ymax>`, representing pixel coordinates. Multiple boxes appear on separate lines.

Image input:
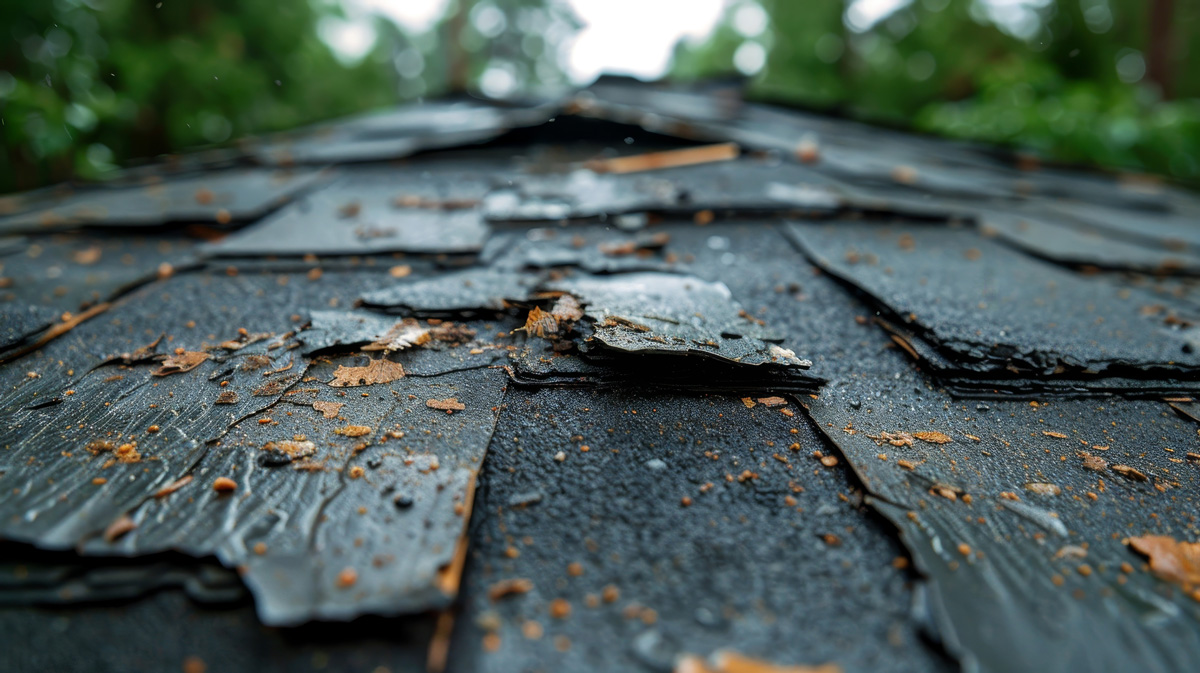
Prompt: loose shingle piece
<box><xmin>5</xmin><ymin>79</ymin><xmax>1200</xmax><ymax>673</ymax></box>
<box><xmin>209</xmin><ymin>162</ymin><xmax>497</xmax><ymax>257</ymax></box>
<box><xmin>0</xmin><ymin>168</ymin><xmax>325</xmax><ymax>232</ymax></box>
<box><xmin>786</xmin><ymin>221</ymin><xmax>1200</xmax><ymax>396</ymax></box>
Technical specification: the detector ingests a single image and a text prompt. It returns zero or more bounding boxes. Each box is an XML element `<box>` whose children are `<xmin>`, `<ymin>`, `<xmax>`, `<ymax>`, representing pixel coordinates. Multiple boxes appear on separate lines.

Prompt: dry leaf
<box><xmin>673</xmin><ymin>650</ymin><xmax>842</xmax><ymax>673</ymax></box>
<box><xmin>364</xmin><ymin>319</ymin><xmax>430</xmax><ymax>352</ymax></box>
<box><xmin>523</xmin><ymin>307</ymin><xmax>559</xmax><ymax>338</ymax></box>
<box><xmin>586</xmin><ymin>143</ymin><xmax>739</xmax><ymax>174</ymax></box>
<box><xmin>329</xmin><ymin>358</ymin><xmax>405</xmax><ymax>387</ymax></box>
<box><xmin>104</xmin><ymin>515</ymin><xmax>137</xmax><ymax>543</ymax></box>
<box><xmin>1128</xmin><ymin>535</ymin><xmax>1200</xmax><ymax>594</ymax></box>
<box><xmin>756</xmin><ymin>396</ymin><xmax>788</xmax><ymax>407</ymax></box>
<box><xmin>427</xmin><ymin>398</ymin><xmax>465</xmax><ymax>412</ymax></box>
<box><xmin>154</xmin><ymin>475</ymin><xmax>193</xmax><ymax>498</ymax></box>
<box><xmin>868</xmin><ymin>431</ymin><xmax>914</xmax><ymax>448</ymax></box>
<box><xmin>550</xmin><ymin>294</ymin><xmax>584</xmax><ymax>323</ymax></box>
<box><xmin>913</xmin><ymin>431</ymin><xmax>953</xmax><ymax>444</ymax></box>
<box><xmin>1079</xmin><ymin>452</ymin><xmax>1107</xmax><ymax>472</ymax></box>
<box><xmin>1111</xmin><ymin>464</ymin><xmax>1148</xmax><ymax>482</ymax></box>
<box><xmin>153</xmin><ymin>351</ymin><xmax>209</xmax><ymax>376</ymax></box>
<box><xmin>1024</xmin><ymin>482</ymin><xmax>1061</xmax><ymax>496</ymax></box>
<box><xmin>488</xmin><ymin>578</ymin><xmax>534</xmax><ymax>601</ymax></box>
<box><xmin>262</xmin><ymin>439</ymin><xmax>317</xmax><ymax>458</ymax></box>
<box><xmin>313</xmin><ymin>401</ymin><xmax>345</xmax><ymax>419</ymax></box>
<box><xmin>218</xmin><ymin>331</ymin><xmax>271</xmax><ymax>350</ymax></box>
<box><xmin>335</xmin><ymin>425</ymin><xmax>372</xmax><ymax>437</ymax></box>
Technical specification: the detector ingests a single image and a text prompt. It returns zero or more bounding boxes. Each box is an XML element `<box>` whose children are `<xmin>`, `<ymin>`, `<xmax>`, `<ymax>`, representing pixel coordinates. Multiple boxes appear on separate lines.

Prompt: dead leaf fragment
<box><xmin>212</xmin><ymin>477</ymin><xmax>237</xmax><ymax>492</ymax></box>
<box><xmin>1042</xmin><ymin>431</ymin><xmax>1068</xmax><ymax>439</ymax></box>
<box><xmin>363</xmin><ymin>319</ymin><xmax>430</xmax><ymax>352</ymax></box>
<box><xmin>1128</xmin><ymin>535</ymin><xmax>1200</xmax><ymax>595</ymax></box>
<box><xmin>675</xmin><ymin>650</ymin><xmax>843</xmax><ymax>673</ymax></box>
<box><xmin>153</xmin><ymin>351</ymin><xmax>209</xmax><ymax>376</ymax></box>
<box><xmin>550</xmin><ymin>294</ymin><xmax>584</xmax><ymax>323</ymax></box>
<box><xmin>218</xmin><ymin>331</ymin><xmax>271</xmax><ymax>350</ymax></box>
<box><xmin>72</xmin><ymin>246</ymin><xmax>102</xmax><ymax>265</ymax></box>
<box><xmin>1024</xmin><ymin>482</ymin><xmax>1061</xmax><ymax>496</ymax></box>
<box><xmin>154</xmin><ymin>475</ymin><xmax>193</xmax><ymax>498</ymax></box>
<box><xmin>1079</xmin><ymin>452</ymin><xmax>1107</xmax><ymax>472</ymax></box>
<box><xmin>215</xmin><ymin>390</ymin><xmax>239</xmax><ymax>405</ymax></box>
<box><xmin>523</xmin><ymin>306</ymin><xmax>560</xmax><ymax>338</ymax></box>
<box><xmin>756</xmin><ymin>396</ymin><xmax>787</xmax><ymax>407</ymax></box>
<box><xmin>335</xmin><ymin>425</ymin><xmax>372</xmax><ymax>438</ymax></box>
<box><xmin>427</xmin><ymin>398</ymin><xmax>466</xmax><ymax>413</ymax></box>
<box><xmin>913</xmin><ymin>431</ymin><xmax>953</xmax><ymax>444</ymax></box>
<box><xmin>329</xmin><ymin>358</ymin><xmax>405</xmax><ymax>387</ymax></box>
<box><xmin>313</xmin><ymin>401</ymin><xmax>345</xmax><ymax>419</ymax></box>
<box><xmin>488</xmin><ymin>578</ymin><xmax>534</xmax><ymax>601</ymax></box>
<box><xmin>1111</xmin><ymin>464</ymin><xmax>1148</xmax><ymax>482</ymax></box>
<box><xmin>104</xmin><ymin>515</ymin><xmax>137</xmax><ymax>543</ymax></box>
<box><xmin>585</xmin><ymin>142</ymin><xmax>739</xmax><ymax>174</ymax></box>
<box><xmin>867</xmin><ymin>431</ymin><xmax>914</xmax><ymax>447</ymax></box>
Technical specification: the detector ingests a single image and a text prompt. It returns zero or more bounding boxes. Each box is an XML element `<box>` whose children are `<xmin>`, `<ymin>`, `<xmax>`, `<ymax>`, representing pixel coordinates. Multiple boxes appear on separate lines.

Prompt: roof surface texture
<box><xmin>2</xmin><ymin>78</ymin><xmax>1199</xmax><ymax>673</ymax></box>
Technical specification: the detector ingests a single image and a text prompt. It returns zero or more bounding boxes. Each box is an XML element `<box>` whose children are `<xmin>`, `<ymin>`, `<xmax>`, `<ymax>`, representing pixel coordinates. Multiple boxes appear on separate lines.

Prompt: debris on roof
<box><xmin>2</xmin><ymin>77</ymin><xmax>1200</xmax><ymax>673</ymax></box>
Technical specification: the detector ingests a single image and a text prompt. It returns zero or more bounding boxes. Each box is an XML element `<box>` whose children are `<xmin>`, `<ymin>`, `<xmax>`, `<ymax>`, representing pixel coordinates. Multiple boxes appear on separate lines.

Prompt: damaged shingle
<box><xmin>0</xmin><ymin>168</ymin><xmax>325</xmax><ymax>232</ymax></box>
<box><xmin>785</xmin><ymin>220</ymin><xmax>1200</xmax><ymax>396</ymax></box>
<box><xmin>207</xmin><ymin>165</ymin><xmax>495</xmax><ymax>257</ymax></box>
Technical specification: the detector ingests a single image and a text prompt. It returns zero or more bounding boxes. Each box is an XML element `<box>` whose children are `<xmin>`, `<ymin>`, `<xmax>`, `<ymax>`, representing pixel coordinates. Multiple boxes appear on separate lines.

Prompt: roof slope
<box><xmin>1</xmin><ymin>78</ymin><xmax>1199</xmax><ymax>673</ymax></box>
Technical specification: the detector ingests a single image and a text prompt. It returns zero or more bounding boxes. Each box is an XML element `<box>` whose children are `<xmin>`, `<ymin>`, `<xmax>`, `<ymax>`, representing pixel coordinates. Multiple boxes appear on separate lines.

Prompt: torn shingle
<box><xmin>785</xmin><ymin>220</ymin><xmax>1200</xmax><ymax>395</ymax></box>
<box><xmin>208</xmin><ymin>165</ymin><xmax>495</xmax><ymax>257</ymax></box>
<box><xmin>0</xmin><ymin>168</ymin><xmax>326</xmax><ymax>232</ymax></box>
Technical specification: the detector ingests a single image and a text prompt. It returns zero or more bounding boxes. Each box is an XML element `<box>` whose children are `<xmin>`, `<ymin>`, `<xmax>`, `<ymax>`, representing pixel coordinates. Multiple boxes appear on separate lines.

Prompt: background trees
<box><xmin>2</xmin><ymin>0</ymin><xmax>1195</xmax><ymax>193</ymax></box>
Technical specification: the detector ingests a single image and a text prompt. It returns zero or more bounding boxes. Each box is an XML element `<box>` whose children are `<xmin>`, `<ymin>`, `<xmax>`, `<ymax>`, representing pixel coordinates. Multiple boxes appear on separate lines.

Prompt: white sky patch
<box><xmin>353</xmin><ymin>0</ymin><xmax>451</xmax><ymax>32</ymax></box>
<box><xmin>845</xmin><ymin>0</ymin><xmax>912</xmax><ymax>32</ymax></box>
<box><xmin>319</xmin><ymin>16</ymin><xmax>378</xmax><ymax>64</ymax></box>
<box><xmin>563</xmin><ymin>0</ymin><xmax>726</xmax><ymax>83</ymax></box>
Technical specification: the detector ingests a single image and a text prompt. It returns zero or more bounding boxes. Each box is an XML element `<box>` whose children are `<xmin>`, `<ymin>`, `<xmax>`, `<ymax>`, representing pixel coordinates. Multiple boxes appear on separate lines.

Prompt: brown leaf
<box><xmin>313</xmin><ymin>401</ymin><xmax>345</xmax><ymax>419</ymax></box>
<box><xmin>154</xmin><ymin>475</ymin><xmax>193</xmax><ymax>498</ymax></box>
<box><xmin>1024</xmin><ymin>482</ymin><xmax>1061</xmax><ymax>496</ymax></box>
<box><xmin>329</xmin><ymin>358</ymin><xmax>405</xmax><ymax>387</ymax></box>
<box><xmin>1079</xmin><ymin>452</ymin><xmax>1107</xmax><ymax>472</ymax></box>
<box><xmin>153</xmin><ymin>351</ymin><xmax>209</xmax><ymax>376</ymax></box>
<box><xmin>72</xmin><ymin>246</ymin><xmax>103</xmax><ymax>265</ymax></box>
<box><xmin>550</xmin><ymin>294</ymin><xmax>584</xmax><ymax>323</ymax></box>
<box><xmin>218</xmin><ymin>331</ymin><xmax>272</xmax><ymax>350</ymax></box>
<box><xmin>523</xmin><ymin>306</ymin><xmax>559</xmax><ymax>338</ymax></box>
<box><xmin>756</xmin><ymin>396</ymin><xmax>788</xmax><ymax>407</ymax></box>
<box><xmin>335</xmin><ymin>425</ymin><xmax>372</xmax><ymax>437</ymax></box>
<box><xmin>427</xmin><ymin>398</ymin><xmax>466</xmax><ymax>413</ymax></box>
<box><xmin>487</xmin><ymin>578</ymin><xmax>534</xmax><ymax>601</ymax></box>
<box><xmin>675</xmin><ymin>650</ymin><xmax>842</xmax><ymax>673</ymax></box>
<box><xmin>363</xmin><ymin>319</ymin><xmax>430</xmax><ymax>352</ymax></box>
<box><xmin>104</xmin><ymin>515</ymin><xmax>137</xmax><ymax>543</ymax></box>
<box><xmin>262</xmin><ymin>439</ymin><xmax>317</xmax><ymax>458</ymax></box>
<box><xmin>585</xmin><ymin>143</ymin><xmax>739</xmax><ymax>174</ymax></box>
<box><xmin>1111</xmin><ymin>464</ymin><xmax>1148</xmax><ymax>482</ymax></box>
<box><xmin>867</xmin><ymin>431</ymin><xmax>914</xmax><ymax>448</ymax></box>
<box><xmin>1128</xmin><ymin>535</ymin><xmax>1200</xmax><ymax>593</ymax></box>
<box><xmin>913</xmin><ymin>431</ymin><xmax>953</xmax><ymax>444</ymax></box>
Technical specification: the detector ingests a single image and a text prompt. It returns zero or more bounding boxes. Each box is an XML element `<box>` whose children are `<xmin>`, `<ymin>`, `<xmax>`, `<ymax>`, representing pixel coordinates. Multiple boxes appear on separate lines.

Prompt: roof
<box><xmin>2</xmin><ymin>77</ymin><xmax>1200</xmax><ymax>673</ymax></box>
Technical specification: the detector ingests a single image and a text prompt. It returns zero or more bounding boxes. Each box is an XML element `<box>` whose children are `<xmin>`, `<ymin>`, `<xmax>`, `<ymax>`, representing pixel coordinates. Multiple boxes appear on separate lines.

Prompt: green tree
<box><xmin>0</xmin><ymin>0</ymin><xmax>401</xmax><ymax>193</ymax></box>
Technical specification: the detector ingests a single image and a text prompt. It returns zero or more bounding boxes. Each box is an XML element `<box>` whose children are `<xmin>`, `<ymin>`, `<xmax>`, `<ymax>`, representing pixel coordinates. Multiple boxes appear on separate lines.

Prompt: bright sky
<box><xmin>326</xmin><ymin>0</ymin><xmax>1048</xmax><ymax>83</ymax></box>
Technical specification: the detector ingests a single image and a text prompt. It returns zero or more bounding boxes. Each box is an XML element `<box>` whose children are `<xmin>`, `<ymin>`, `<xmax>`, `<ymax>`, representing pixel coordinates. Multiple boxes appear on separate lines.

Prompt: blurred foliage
<box><xmin>672</xmin><ymin>0</ymin><xmax>1200</xmax><ymax>181</ymax></box>
<box><xmin>4</xmin><ymin>0</ymin><xmax>1198</xmax><ymax>193</ymax></box>
<box><xmin>0</xmin><ymin>0</ymin><xmax>401</xmax><ymax>193</ymax></box>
